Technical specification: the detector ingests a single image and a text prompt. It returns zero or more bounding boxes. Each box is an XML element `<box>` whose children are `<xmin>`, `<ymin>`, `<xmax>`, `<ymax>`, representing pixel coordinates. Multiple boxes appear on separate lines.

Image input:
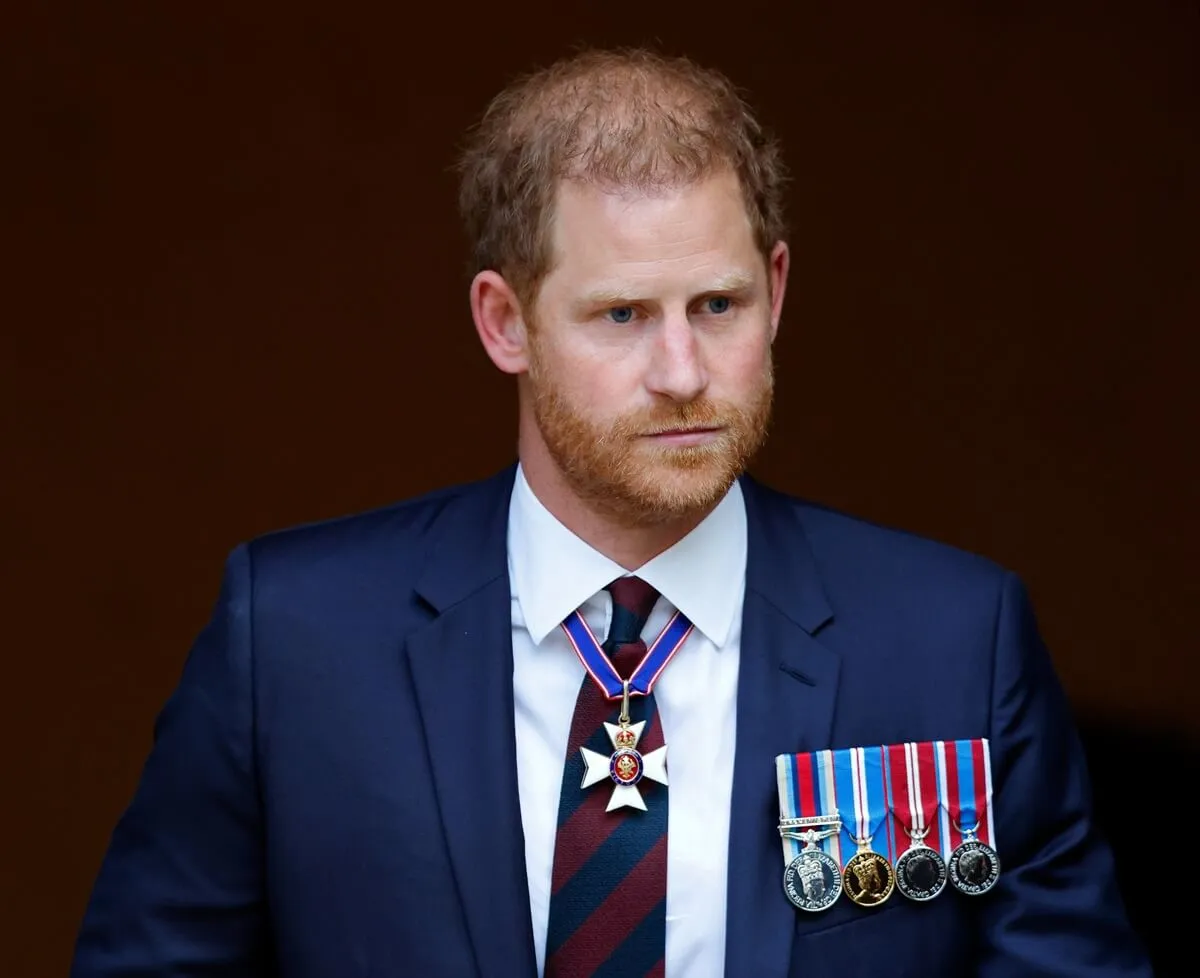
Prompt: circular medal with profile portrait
<box><xmin>948</xmin><ymin>839</ymin><xmax>1000</xmax><ymax>895</ymax></box>
<box><xmin>894</xmin><ymin>844</ymin><xmax>948</xmax><ymax>901</ymax></box>
<box><xmin>842</xmin><ymin>850</ymin><xmax>895</xmax><ymax>907</ymax></box>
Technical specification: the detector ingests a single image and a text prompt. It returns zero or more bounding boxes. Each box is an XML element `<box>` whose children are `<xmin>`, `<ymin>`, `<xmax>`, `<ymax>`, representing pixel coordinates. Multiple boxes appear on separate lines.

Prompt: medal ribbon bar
<box><xmin>815</xmin><ymin>750</ymin><xmax>843</xmax><ymax>866</ymax></box>
<box><xmin>936</xmin><ymin>738</ymin><xmax>995</xmax><ymax>853</ymax></box>
<box><xmin>775</xmin><ymin>751</ymin><xmax>841</xmax><ymax>864</ymax></box>
<box><xmin>834</xmin><ymin>746</ymin><xmax>892</xmax><ymax>860</ymax></box>
<box><xmin>886</xmin><ymin>741</ymin><xmax>942</xmax><ymax>852</ymax></box>
<box><xmin>937</xmin><ymin>738</ymin><xmax>1000</xmax><ymax>895</ymax></box>
<box><xmin>561</xmin><ymin>608</ymin><xmax>693</xmax><ymax>700</ymax></box>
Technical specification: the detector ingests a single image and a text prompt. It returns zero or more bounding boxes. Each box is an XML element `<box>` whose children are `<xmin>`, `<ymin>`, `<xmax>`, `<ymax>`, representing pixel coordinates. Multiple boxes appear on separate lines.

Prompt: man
<box><xmin>72</xmin><ymin>48</ymin><xmax>1152</xmax><ymax>977</ymax></box>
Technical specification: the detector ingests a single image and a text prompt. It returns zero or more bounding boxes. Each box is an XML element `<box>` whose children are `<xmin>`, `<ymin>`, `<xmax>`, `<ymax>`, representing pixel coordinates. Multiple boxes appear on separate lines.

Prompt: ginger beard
<box><xmin>525</xmin><ymin>335</ymin><xmax>775</xmax><ymax>527</ymax></box>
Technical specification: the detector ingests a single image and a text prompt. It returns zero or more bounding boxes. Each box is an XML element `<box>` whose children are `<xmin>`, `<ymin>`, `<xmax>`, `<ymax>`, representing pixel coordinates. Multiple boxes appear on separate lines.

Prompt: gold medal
<box><xmin>842</xmin><ymin>839</ymin><xmax>895</xmax><ymax>907</ymax></box>
<box><xmin>834</xmin><ymin>747</ymin><xmax>895</xmax><ymax>907</ymax></box>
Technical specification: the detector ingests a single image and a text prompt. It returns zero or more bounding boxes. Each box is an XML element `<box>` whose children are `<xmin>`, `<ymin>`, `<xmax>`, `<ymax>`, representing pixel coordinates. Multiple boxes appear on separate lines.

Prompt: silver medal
<box><xmin>779</xmin><ymin>822</ymin><xmax>842</xmax><ymax>912</ymax></box>
<box><xmin>894</xmin><ymin>836</ymin><xmax>948</xmax><ymax>901</ymax></box>
<box><xmin>948</xmin><ymin>837</ymin><xmax>1000</xmax><ymax>895</ymax></box>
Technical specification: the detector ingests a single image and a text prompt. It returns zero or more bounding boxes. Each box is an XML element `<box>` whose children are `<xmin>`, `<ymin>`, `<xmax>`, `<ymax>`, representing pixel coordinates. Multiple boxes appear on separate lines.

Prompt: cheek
<box><xmin>703</xmin><ymin>333</ymin><xmax>772</xmax><ymax>386</ymax></box>
<box><xmin>532</xmin><ymin>329</ymin><xmax>606</xmax><ymax>377</ymax></box>
<box><xmin>540</xmin><ymin>343</ymin><xmax>646</xmax><ymax>411</ymax></box>
<box><xmin>576</xmin><ymin>370</ymin><xmax>647</xmax><ymax>419</ymax></box>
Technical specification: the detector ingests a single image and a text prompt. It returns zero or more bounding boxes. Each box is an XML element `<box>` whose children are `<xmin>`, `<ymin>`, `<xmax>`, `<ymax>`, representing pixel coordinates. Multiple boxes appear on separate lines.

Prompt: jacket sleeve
<box><xmin>71</xmin><ymin>545</ymin><xmax>270</xmax><ymax>976</ymax></box>
<box><xmin>978</xmin><ymin>572</ymin><xmax>1152</xmax><ymax>976</ymax></box>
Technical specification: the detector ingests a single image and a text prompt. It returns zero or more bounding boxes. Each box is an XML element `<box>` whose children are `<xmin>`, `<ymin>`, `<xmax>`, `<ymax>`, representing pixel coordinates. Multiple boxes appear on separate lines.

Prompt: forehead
<box><xmin>544</xmin><ymin>171</ymin><xmax>762</xmax><ymax>290</ymax></box>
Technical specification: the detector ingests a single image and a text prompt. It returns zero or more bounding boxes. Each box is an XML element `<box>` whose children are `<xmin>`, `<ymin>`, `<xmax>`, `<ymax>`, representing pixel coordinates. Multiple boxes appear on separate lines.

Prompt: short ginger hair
<box><xmin>456</xmin><ymin>48</ymin><xmax>788</xmax><ymax>309</ymax></box>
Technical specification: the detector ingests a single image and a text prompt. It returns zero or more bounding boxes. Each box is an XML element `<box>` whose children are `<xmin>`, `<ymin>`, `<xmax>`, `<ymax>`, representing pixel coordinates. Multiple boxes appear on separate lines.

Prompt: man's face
<box><xmin>523</xmin><ymin>170</ymin><xmax>787</xmax><ymax>526</ymax></box>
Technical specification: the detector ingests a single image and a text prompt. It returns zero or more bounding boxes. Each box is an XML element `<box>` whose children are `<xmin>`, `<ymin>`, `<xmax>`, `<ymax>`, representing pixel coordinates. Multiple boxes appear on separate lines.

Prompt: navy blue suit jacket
<box><xmin>72</xmin><ymin>466</ymin><xmax>1151</xmax><ymax>977</ymax></box>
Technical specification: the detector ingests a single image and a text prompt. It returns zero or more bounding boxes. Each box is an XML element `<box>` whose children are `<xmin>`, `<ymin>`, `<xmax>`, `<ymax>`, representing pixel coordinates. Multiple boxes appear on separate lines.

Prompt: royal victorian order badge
<box><xmin>580</xmin><ymin>719</ymin><xmax>669</xmax><ymax>812</ymax></box>
<box><xmin>562</xmin><ymin>605</ymin><xmax>692</xmax><ymax>813</ymax></box>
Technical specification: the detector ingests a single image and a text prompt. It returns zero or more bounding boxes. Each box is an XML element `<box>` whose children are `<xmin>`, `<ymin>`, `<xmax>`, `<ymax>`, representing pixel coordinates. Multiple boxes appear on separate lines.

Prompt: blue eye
<box><xmin>608</xmin><ymin>306</ymin><xmax>635</xmax><ymax>324</ymax></box>
<box><xmin>706</xmin><ymin>296</ymin><xmax>732</xmax><ymax>314</ymax></box>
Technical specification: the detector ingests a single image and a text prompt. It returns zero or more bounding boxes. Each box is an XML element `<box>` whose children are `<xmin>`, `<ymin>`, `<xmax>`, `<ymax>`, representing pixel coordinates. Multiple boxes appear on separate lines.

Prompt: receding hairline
<box><xmin>493</xmin><ymin>48</ymin><xmax>737</xmax><ymax>129</ymax></box>
<box><xmin>457</xmin><ymin>47</ymin><xmax>789</xmax><ymax>309</ymax></box>
<box><xmin>537</xmin><ymin>166</ymin><xmax>774</xmax><ymax>298</ymax></box>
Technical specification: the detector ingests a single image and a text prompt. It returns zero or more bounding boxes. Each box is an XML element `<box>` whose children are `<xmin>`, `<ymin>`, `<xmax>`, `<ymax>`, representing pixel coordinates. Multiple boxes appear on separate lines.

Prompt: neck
<box><xmin>518</xmin><ymin>438</ymin><xmax>713</xmax><ymax>571</ymax></box>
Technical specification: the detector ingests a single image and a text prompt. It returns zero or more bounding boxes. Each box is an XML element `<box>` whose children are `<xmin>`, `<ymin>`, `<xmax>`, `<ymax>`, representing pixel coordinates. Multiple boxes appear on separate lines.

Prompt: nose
<box><xmin>644</xmin><ymin>311</ymin><xmax>708</xmax><ymax>402</ymax></box>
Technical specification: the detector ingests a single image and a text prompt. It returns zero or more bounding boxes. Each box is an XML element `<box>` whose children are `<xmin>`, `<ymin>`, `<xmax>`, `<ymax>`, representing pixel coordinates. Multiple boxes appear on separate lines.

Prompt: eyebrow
<box><xmin>578</xmin><ymin>272</ymin><xmax>757</xmax><ymax>308</ymax></box>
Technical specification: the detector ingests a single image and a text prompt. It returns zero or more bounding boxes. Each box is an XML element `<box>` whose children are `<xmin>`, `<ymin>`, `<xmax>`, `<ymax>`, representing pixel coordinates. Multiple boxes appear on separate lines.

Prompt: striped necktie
<box><xmin>545</xmin><ymin>576</ymin><xmax>667</xmax><ymax>977</ymax></box>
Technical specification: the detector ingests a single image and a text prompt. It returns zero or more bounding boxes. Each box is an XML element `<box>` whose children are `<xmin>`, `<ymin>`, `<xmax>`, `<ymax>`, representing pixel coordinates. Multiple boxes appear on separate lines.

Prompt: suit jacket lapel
<box><xmin>725</xmin><ymin>476</ymin><xmax>841</xmax><ymax>978</ymax></box>
<box><xmin>405</xmin><ymin>466</ymin><xmax>538</xmax><ymax>978</ymax></box>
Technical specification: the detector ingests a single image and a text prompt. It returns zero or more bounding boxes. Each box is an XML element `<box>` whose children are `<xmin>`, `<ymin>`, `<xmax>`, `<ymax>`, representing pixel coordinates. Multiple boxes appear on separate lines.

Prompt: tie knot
<box><xmin>605</xmin><ymin>576</ymin><xmax>660</xmax><ymax>648</ymax></box>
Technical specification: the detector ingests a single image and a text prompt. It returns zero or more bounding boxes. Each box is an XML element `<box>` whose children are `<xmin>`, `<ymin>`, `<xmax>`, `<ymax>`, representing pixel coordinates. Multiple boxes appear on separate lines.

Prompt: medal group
<box><xmin>775</xmin><ymin>739</ymin><xmax>999</xmax><ymax>912</ymax></box>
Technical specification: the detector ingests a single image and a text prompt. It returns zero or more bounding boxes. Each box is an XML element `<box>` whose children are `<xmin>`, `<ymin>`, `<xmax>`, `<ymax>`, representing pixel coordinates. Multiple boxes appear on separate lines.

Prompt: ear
<box><xmin>471</xmin><ymin>270</ymin><xmax>530</xmax><ymax>375</ymax></box>
<box><xmin>766</xmin><ymin>241</ymin><xmax>789</xmax><ymax>343</ymax></box>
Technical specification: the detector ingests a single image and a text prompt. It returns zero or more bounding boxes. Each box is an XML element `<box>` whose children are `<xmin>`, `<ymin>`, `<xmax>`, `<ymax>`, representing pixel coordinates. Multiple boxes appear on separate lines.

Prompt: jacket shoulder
<box><xmin>238</xmin><ymin>468</ymin><xmax>512</xmax><ymax>592</ymax></box>
<box><xmin>750</xmin><ymin>479</ymin><xmax>1012</xmax><ymax>605</ymax></box>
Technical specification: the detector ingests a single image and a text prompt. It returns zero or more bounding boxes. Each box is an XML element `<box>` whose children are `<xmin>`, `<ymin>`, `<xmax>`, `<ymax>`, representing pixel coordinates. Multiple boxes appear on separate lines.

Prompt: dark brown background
<box><xmin>4</xmin><ymin>2</ymin><xmax>1197</xmax><ymax>974</ymax></box>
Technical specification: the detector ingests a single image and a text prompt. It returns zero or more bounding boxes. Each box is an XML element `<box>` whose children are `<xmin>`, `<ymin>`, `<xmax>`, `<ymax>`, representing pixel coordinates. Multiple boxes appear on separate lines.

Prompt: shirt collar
<box><xmin>507</xmin><ymin>464</ymin><xmax>747</xmax><ymax>648</ymax></box>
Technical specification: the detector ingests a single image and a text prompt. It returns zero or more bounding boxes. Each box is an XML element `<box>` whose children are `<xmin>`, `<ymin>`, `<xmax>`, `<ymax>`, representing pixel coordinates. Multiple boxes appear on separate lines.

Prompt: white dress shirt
<box><xmin>508</xmin><ymin>465</ymin><xmax>747</xmax><ymax>978</ymax></box>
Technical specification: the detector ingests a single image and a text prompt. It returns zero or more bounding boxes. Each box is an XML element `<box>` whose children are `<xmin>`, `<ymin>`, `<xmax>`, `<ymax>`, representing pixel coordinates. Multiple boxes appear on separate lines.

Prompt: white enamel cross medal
<box><xmin>560</xmin><ymin>606</ymin><xmax>693</xmax><ymax>813</ymax></box>
<box><xmin>579</xmin><ymin>681</ymin><xmax>668</xmax><ymax>811</ymax></box>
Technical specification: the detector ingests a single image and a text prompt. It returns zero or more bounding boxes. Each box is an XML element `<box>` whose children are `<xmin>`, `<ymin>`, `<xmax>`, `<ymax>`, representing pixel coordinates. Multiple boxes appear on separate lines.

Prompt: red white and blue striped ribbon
<box><xmin>886</xmin><ymin>741</ymin><xmax>943</xmax><ymax>855</ymax></box>
<box><xmin>934</xmin><ymin>738</ymin><xmax>995</xmax><ymax>860</ymax></box>
<box><xmin>834</xmin><ymin>746</ymin><xmax>893</xmax><ymax>863</ymax></box>
<box><xmin>775</xmin><ymin>749</ymin><xmax>842</xmax><ymax>865</ymax></box>
<box><xmin>561</xmin><ymin>608</ymin><xmax>693</xmax><ymax>700</ymax></box>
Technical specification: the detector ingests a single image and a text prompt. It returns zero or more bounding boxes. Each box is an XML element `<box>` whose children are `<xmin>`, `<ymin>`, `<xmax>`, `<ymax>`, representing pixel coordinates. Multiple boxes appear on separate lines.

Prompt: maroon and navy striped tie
<box><xmin>545</xmin><ymin>576</ymin><xmax>667</xmax><ymax>978</ymax></box>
